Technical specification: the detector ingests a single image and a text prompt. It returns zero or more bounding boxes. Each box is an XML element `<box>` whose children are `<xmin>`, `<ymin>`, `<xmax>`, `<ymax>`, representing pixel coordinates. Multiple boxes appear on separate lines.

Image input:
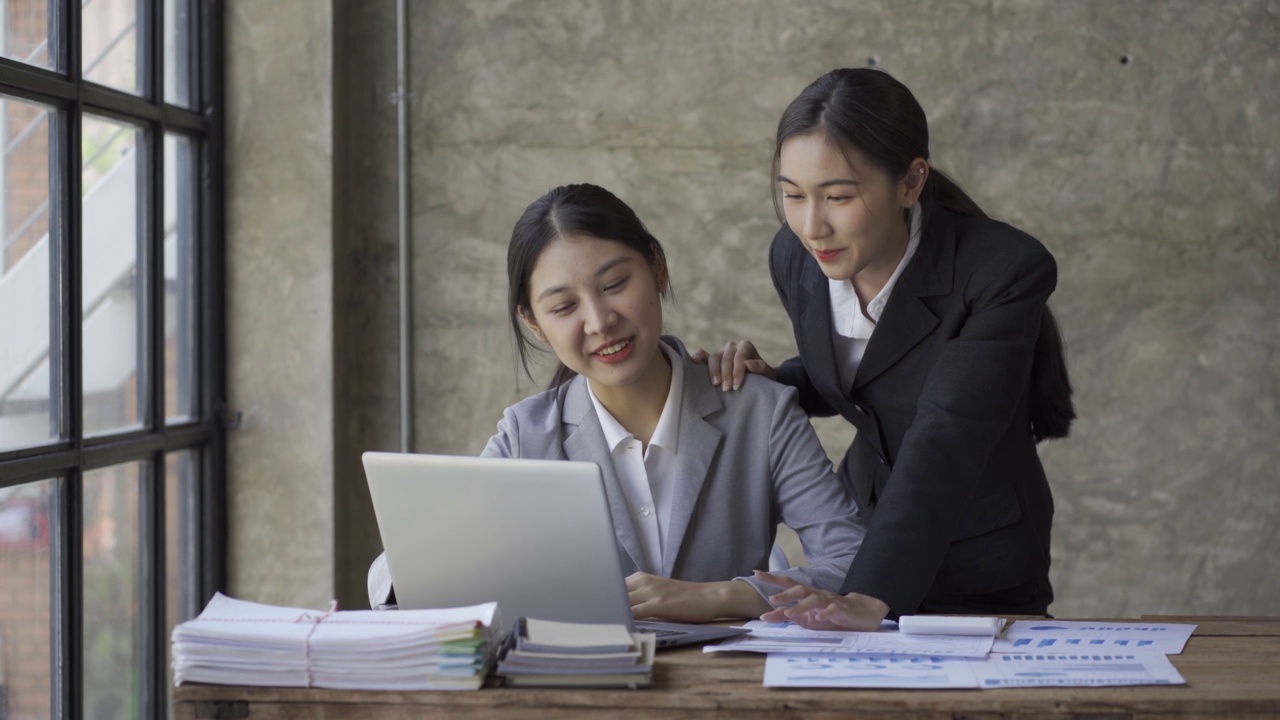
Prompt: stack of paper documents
<box><xmin>706</xmin><ymin>616</ymin><xmax>1195</xmax><ymax>690</ymax></box>
<box><xmin>172</xmin><ymin>592</ymin><xmax>499</xmax><ymax>691</ymax></box>
<box><xmin>495</xmin><ymin>618</ymin><xmax>655</xmax><ymax>688</ymax></box>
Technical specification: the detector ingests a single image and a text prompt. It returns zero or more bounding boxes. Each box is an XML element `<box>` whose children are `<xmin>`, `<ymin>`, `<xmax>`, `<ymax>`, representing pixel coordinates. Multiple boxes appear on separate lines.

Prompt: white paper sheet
<box><xmin>706</xmin><ymin>621</ymin><xmax>993</xmax><ymax>658</ymax></box>
<box><xmin>970</xmin><ymin>651</ymin><xmax>1186</xmax><ymax>687</ymax></box>
<box><xmin>992</xmin><ymin>621</ymin><xmax>1196</xmax><ymax>655</ymax></box>
<box><xmin>763</xmin><ymin>651</ymin><xmax>1186</xmax><ymax>689</ymax></box>
<box><xmin>764</xmin><ymin>653</ymin><xmax>979</xmax><ymax>688</ymax></box>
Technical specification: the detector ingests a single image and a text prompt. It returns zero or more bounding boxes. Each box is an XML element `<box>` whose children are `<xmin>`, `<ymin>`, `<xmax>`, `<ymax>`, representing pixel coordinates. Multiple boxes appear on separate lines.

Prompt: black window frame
<box><xmin>0</xmin><ymin>1</ymin><xmax>225</xmax><ymax>718</ymax></box>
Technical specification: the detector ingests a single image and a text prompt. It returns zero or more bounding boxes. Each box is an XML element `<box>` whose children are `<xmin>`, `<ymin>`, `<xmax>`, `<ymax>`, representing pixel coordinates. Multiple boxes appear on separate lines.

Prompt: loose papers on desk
<box><xmin>704</xmin><ymin>620</ymin><xmax>996</xmax><ymax>658</ymax></box>
<box><xmin>171</xmin><ymin>592</ymin><xmax>499</xmax><ymax>691</ymax></box>
<box><xmin>992</xmin><ymin>620</ymin><xmax>1196</xmax><ymax>655</ymax></box>
<box><xmin>718</xmin><ymin>618</ymin><xmax>1192</xmax><ymax>689</ymax></box>
<box><xmin>764</xmin><ymin>651</ymin><xmax>1187</xmax><ymax>688</ymax></box>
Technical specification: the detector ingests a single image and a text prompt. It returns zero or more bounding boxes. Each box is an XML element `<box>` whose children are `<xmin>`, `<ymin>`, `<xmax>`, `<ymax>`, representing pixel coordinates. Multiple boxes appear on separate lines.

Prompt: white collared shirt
<box><xmin>829</xmin><ymin>204</ymin><xmax>923</xmax><ymax>393</ymax></box>
<box><xmin>586</xmin><ymin>341</ymin><xmax>683</xmax><ymax>574</ymax></box>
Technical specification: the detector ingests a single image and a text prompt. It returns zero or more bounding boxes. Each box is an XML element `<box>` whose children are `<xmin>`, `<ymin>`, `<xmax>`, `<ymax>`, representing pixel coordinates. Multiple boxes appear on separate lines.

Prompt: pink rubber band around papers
<box><xmin>294</xmin><ymin>600</ymin><xmax>339</xmax><ymax>688</ymax></box>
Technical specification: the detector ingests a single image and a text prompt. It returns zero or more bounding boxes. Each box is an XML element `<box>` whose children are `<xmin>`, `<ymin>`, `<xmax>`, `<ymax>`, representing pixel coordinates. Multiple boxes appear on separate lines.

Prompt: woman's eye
<box><xmin>783</xmin><ymin>193</ymin><xmax>803</xmax><ymax>201</ymax></box>
<box><xmin>604</xmin><ymin>276</ymin><xmax>629</xmax><ymax>292</ymax></box>
<box><xmin>549</xmin><ymin>303</ymin><xmax>574</xmax><ymax>315</ymax></box>
<box><xmin>827</xmin><ymin>195</ymin><xmax>852</xmax><ymax>202</ymax></box>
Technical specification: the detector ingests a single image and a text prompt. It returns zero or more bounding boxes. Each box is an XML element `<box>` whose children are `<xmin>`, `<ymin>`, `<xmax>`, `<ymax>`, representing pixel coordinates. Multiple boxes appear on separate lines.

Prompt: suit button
<box><xmin>878</xmin><ymin>453</ymin><xmax>889</xmax><ymax>466</ymax></box>
<box><xmin>854</xmin><ymin>404</ymin><xmax>870</xmax><ymax>416</ymax></box>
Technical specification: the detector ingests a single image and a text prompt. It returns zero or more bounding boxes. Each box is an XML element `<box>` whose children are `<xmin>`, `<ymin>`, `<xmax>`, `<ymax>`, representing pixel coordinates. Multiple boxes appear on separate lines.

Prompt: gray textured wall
<box><xmin>225</xmin><ymin>0</ymin><xmax>336</xmax><ymax>607</ymax></box>
<box><xmin>239</xmin><ymin>0</ymin><xmax>1280</xmax><ymax>615</ymax></box>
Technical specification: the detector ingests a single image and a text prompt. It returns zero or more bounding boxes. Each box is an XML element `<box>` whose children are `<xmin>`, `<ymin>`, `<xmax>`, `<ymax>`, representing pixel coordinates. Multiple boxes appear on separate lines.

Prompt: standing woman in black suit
<box><xmin>699</xmin><ymin>67</ymin><xmax>1075</xmax><ymax>629</ymax></box>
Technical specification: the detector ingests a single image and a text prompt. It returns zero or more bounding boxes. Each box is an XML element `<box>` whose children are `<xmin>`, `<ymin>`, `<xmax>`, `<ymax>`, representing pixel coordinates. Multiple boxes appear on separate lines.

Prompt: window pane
<box><xmin>0</xmin><ymin>97</ymin><xmax>56</xmax><ymax>451</ymax></box>
<box><xmin>164</xmin><ymin>0</ymin><xmax>193</xmax><ymax>107</ymax></box>
<box><xmin>82</xmin><ymin>0</ymin><xmax>142</xmax><ymax>95</ymax></box>
<box><xmin>83</xmin><ymin>461</ymin><xmax>143</xmax><ymax>719</ymax></box>
<box><xmin>0</xmin><ymin>478</ymin><xmax>55</xmax><ymax>720</ymax></box>
<box><xmin>165</xmin><ymin>450</ymin><xmax>197</xmax><ymax>718</ymax></box>
<box><xmin>82</xmin><ymin>116</ymin><xmax>144</xmax><ymax>436</ymax></box>
<box><xmin>1</xmin><ymin>0</ymin><xmax>53</xmax><ymax>69</ymax></box>
<box><xmin>164</xmin><ymin>134</ymin><xmax>195</xmax><ymax>422</ymax></box>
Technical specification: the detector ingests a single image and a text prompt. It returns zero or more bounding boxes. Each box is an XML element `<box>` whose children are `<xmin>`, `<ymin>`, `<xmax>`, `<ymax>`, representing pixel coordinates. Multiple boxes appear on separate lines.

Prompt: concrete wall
<box><xmin>225</xmin><ymin>0</ymin><xmax>335</xmax><ymax>607</ymax></box>
<box><xmin>230</xmin><ymin>0</ymin><xmax>1280</xmax><ymax>617</ymax></box>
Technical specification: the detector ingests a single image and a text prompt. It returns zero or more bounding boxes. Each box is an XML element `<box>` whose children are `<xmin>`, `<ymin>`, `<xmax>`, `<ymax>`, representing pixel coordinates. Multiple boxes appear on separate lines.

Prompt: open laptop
<box><xmin>362</xmin><ymin>451</ymin><xmax>749</xmax><ymax>649</ymax></box>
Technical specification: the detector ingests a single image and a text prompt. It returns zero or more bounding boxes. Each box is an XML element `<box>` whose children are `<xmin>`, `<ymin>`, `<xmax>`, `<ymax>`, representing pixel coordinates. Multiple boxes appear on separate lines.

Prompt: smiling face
<box><xmin>778</xmin><ymin>132</ymin><xmax>927</xmax><ymax>287</ymax></box>
<box><xmin>521</xmin><ymin>234</ymin><xmax>668</xmax><ymax>398</ymax></box>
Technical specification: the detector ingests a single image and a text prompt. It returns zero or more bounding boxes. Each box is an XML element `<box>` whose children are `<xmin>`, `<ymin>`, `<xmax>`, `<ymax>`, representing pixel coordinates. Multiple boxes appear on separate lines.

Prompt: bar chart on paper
<box><xmin>992</xmin><ymin>622</ymin><xmax>1196</xmax><ymax>655</ymax></box>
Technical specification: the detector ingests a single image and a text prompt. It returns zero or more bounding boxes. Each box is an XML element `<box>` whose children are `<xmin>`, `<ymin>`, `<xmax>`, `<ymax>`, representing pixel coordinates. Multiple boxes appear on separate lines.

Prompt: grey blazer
<box><xmin>368</xmin><ymin>337</ymin><xmax>864</xmax><ymax>608</ymax></box>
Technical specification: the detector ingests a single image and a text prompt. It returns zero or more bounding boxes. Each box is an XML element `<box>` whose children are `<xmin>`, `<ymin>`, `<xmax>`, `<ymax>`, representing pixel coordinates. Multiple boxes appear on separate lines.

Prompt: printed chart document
<box><xmin>764</xmin><ymin>654</ymin><xmax>979</xmax><ymax>688</ymax></box>
<box><xmin>706</xmin><ymin>620</ymin><xmax>994</xmax><ymax>658</ymax></box>
<box><xmin>992</xmin><ymin>621</ymin><xmax>1196</xmax><ymax>655</ymax></box>
<box><xmin>970</xmin><ymin>652</ymin><xmax>1186</xmax><ymax>687</ymax></box>
<box><xmin>765</xmin><ymin>652</ymin><xmax>1186</xmax><ymax>689</ymax></box>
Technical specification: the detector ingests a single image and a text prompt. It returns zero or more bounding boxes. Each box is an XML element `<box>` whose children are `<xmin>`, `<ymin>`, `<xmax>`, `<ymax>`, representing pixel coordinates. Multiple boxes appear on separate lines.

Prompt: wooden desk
<box><xmin>174</xmin><ymin>617</ymin><xmax>1280</xmax><ymax>719</ymax></box>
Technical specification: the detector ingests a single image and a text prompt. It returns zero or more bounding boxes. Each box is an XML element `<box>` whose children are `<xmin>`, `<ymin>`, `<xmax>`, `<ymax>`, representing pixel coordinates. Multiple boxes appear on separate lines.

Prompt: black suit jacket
<box><xmin>770</xmin><ymin>205</ymin><xmax>1057</xmax><ymax>616</ymax></box>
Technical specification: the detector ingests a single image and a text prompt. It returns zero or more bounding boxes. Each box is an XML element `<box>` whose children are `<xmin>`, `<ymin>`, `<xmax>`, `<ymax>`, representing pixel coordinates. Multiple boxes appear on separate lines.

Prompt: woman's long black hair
<box><xmin>774</xmin><ymin>68</ymin><xmax>1074</xmax><ymax>441</ymax></box>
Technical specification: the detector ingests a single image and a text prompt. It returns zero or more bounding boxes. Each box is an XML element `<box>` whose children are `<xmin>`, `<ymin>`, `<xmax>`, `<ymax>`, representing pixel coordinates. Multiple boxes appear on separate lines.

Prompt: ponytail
<box><xmin>1029</xmin><ymin>307</ymin><xmax>1075</xmax><ymax>441</ymax></box>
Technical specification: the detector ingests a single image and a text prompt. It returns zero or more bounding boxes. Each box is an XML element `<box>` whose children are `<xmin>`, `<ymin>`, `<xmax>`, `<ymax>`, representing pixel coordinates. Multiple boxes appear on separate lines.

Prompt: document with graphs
<box><xmin>757</xmin><ymin>620</ymin><xmax>1195</xmax><ymax>688</ymax></box>
<box><xmin>991</xmin><ymin>620</ymin><xmax>1196</xmax><ymax>655</ymax></box>
<box><xmin>764</xmin><ymin>651</ymin><xmax>1186</xmax><ymax>689</ymax></box>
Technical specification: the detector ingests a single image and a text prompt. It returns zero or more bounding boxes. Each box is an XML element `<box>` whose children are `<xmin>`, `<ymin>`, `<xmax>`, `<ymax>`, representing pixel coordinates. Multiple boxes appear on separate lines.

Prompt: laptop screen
<box><xmin>363</xmin><ymin>452</ymin><xmax>636</xmax><ymax>636</ymax></box>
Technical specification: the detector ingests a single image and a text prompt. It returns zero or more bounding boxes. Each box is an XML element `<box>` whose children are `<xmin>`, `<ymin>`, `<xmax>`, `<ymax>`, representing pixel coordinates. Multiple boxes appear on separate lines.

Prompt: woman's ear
<box><xmin>519</xmin><ymin>308</ymin><xmax>546</xmax><ymax>342</ymax></box>
<box><xmin>902</xmin><ymin>158</ymin><xmax>929</xmax><ymax>207</ymax></box>
<box><xmin>650</xmin><ymin>244</ymin><xmax>670</xmax><ymax>295</ymax></box>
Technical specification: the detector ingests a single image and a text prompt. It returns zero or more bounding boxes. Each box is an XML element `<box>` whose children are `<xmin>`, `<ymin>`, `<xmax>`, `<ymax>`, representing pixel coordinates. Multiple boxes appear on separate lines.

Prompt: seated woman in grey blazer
<box><xmin>368</xmin><ymin>183</ymin><xmax>864</xmax><ymax>622</ymax></box>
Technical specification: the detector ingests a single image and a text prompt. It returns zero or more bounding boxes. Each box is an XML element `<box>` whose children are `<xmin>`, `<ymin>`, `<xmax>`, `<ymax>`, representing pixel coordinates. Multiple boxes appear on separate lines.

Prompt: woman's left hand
<box><xmin>753</xmin><ymin>570</ymin><xmax>889</xmax><ymax>631</ymax></box>
<box><xmin>626</xmin><ymin>572</ymin><xmax>769</xmax><ymax>623</ymax></box>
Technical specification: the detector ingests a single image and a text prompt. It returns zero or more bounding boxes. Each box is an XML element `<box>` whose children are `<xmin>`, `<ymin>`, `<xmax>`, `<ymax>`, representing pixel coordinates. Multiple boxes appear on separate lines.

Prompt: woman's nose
<box><xmin>582</xmin><ymin>296</ymin><xmax>617</xmax><ymax>335</ymax></box>
<box><xmin>803</xmin><ymin>204</ymin><xmax>831</xmax><ymax>241</ymax></box>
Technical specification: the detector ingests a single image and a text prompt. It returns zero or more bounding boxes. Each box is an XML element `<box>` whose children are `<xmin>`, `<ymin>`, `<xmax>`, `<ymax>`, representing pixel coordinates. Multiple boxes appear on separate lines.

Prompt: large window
<box><xmin>0</xmin><ymin>1</ymin><xmax>223</xmax><ymax>718</ymax></box>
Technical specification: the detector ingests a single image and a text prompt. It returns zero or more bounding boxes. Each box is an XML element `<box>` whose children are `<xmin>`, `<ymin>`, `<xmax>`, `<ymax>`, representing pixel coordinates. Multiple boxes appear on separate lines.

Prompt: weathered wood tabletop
<box><xmin>174</xmin><ymin>617</ymin><xmax>1280</xmax><ymax>719</ymax></box>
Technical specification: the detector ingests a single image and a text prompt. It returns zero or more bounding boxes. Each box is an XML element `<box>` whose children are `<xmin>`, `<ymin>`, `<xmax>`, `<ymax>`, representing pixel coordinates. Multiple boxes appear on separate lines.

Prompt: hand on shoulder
<box><xmin>691</xmin><ymin>340</ymin><xmax>777</xmax><ymax>391</ymax></box>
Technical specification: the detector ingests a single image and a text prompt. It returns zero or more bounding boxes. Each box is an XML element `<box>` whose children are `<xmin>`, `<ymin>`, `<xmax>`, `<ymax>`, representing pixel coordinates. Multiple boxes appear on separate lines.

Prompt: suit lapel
<box><xmin>852</xmin><ymin>208</ymin><xmax>956</xmax><ymax>390</ymax></box>
<box><xmin>660</xmin><ymin>350</ymin><xmax>723</xmax><ymax>577</ymax></box>
<box><xmin>795</xmin><ymin>258</ymin><xmax>845</xmax><ymax>399</ymax></box>
<box><xmin>559</xmin><ymin>377</ymin><xmax>648</xmax><ymax>573</ymax></box>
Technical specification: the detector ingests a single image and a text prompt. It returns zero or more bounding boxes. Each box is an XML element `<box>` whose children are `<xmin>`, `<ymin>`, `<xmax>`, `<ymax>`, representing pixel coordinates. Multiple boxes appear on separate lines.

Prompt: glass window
<box><xmin>0</xmin><ymin>0</ymin><xmax>53</xmax><ymax>69</ymax></box>
<box><xmin>164</xmin><ymin>0</ymin><xmax>193</xmax><ymax>107</ymax></box>
<box><xmin>82</xmin><ymin>0</ymin><xmax>142</xmax><ymax>95</ymax></box>
<box><xmin>82</xmin><ymin>115</ymin><xmax>145</xmax><ymax>437</ymax></box>
<box><xmin>0</xmin><ymin>478</ymin><xmax>55</xmax><ymax>720</ymax></box>
<box><xmin>165</xmin><ymin>449</ymin><xmax>197</xmax><ymax>717</ymax></box>
<box><xmin>83</xmin><ymin>461</ymin><xmax>144</xmax><ymax>719</ymax></box>
<box><xmin>0</xmin><ymin>2</ymin><xmax>221</xmax><ymax>715</ymax></box>
<box><xmin>164</xmin><ymin>133</ymin><xmax>196</xmax><ymax>422</ymax></box>
<box><xmin>0</xmin><ymin>96</ymin><xmax>56</xmax><ymax>452</ymax></box>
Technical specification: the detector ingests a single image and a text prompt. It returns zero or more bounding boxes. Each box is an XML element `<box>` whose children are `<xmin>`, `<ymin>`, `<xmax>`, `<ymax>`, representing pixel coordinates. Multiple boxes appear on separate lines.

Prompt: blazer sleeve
<box><xmin>366</xmin><ymin>553</ymin><xmax>393</xmax><ymax>608</ymax></box>
<box><xmin>479</xmin><ymin>406</ymin><xmax>520</xmax><ymax>458</ymax></box>
<box><xmin>768</xmin><ymin>226</ymin><xmax>838</xmax><ymax>418</ymax></box>
<box><xmin>740</xmin><ymin>383</ymin><xmax>865</xmax><ymax>600</ymax></box>
<box><xmin>840</xmin><ymin>241</ymin><xmax>1057</xmax><ymax>613</ymax></box>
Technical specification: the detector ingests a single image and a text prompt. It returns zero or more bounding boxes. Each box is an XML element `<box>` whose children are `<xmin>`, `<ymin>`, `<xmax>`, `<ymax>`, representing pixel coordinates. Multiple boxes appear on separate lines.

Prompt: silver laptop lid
<box><xmin>362</xmin><ymin>452</ymin><xmax>635</xmax><ymax>635</ymax></box>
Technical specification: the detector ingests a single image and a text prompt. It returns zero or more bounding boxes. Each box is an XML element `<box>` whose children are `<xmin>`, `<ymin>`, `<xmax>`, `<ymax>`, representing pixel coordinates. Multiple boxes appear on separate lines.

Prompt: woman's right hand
<box><xmin>691</xmin><ymin>340</ymin><xmax>777</xmax><ymax>391</ymax></box>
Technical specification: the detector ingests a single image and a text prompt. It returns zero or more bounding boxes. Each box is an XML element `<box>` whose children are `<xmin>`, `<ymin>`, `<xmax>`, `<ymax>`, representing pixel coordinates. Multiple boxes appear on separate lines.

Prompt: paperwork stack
<box><xmin>496</xmin><ymin>618</ymin><xmax>655</xmax><ymax>688</ymax></box>
<box><xmin>172</xmin><ymin>592</ymin><xmax>499</xmax><ymax>691</ymax></box>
